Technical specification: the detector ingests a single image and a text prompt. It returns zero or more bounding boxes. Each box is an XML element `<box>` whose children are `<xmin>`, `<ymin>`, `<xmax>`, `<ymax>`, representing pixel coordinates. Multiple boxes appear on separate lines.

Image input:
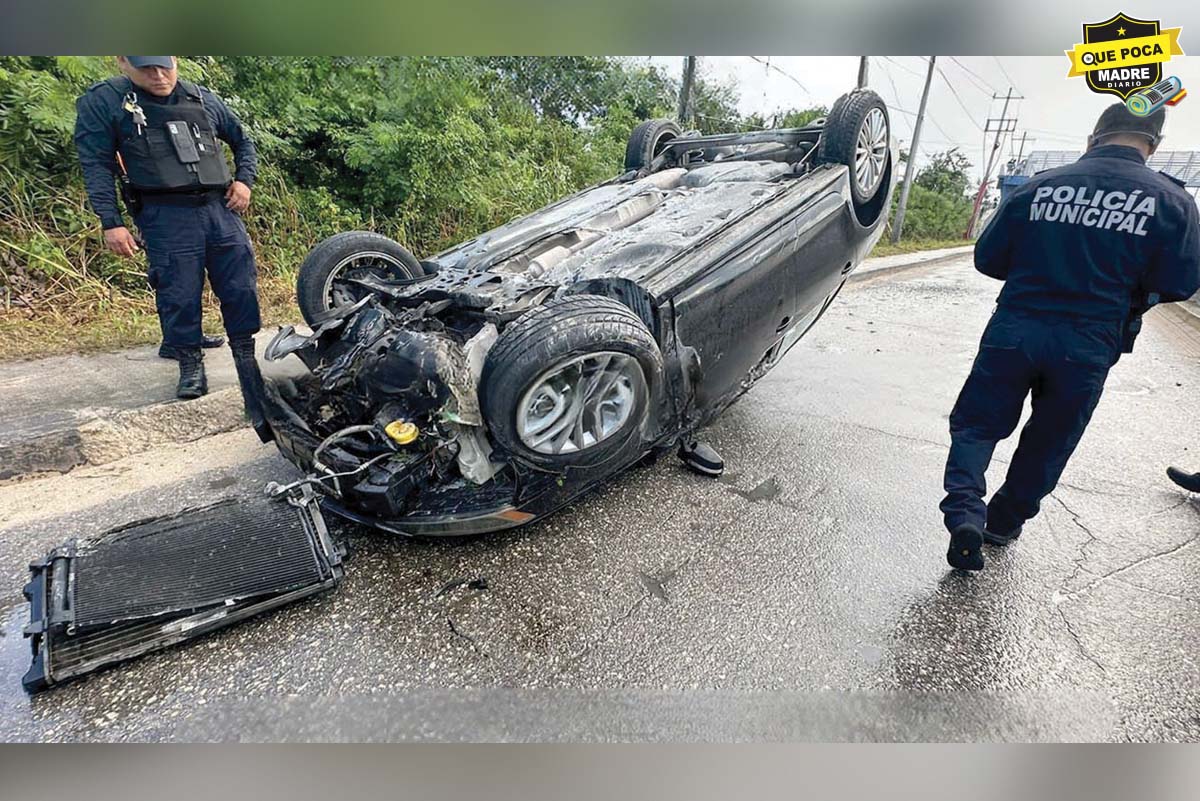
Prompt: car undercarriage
<box><xmin>20</xmin><ymin>89</ymin><xmax>895</xmax><ymax>691</ymax></box>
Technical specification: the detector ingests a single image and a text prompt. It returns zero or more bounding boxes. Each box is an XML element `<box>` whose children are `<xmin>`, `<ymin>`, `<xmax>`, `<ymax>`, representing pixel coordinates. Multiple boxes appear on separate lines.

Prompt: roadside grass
<box><xmin>0</xmin><ymin>271</ymin><xmax>300</xmax><ymax>362</ymax></box>
<box><xmin>868</xmin><ymin>237</ymin><xmax>971</xmax><ymax>258</ymax></box>
<box><xmin>0</xmin><ymin>238</ymin><xmax>971</xmax><ymax>362</ymax></box>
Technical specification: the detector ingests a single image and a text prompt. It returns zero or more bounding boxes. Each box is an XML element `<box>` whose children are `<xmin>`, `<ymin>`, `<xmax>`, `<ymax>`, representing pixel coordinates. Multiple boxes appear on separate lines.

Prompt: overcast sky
<box><xmin>647</xmin><ymin>56</ymin><xmax>1199</xmax><ymax>181</ymax></box>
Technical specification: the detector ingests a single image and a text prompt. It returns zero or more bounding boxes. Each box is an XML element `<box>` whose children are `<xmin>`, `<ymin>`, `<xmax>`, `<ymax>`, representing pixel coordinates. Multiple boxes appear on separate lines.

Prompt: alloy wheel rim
<box><xmin>853</xmin><ymin>107</ymin><xmax>888</xmax><ymax>197</ymax></box>
<box><xmin>516</xmin><ymin>352</ymin><xmax>645</xmax><ymax>455</ymax></box>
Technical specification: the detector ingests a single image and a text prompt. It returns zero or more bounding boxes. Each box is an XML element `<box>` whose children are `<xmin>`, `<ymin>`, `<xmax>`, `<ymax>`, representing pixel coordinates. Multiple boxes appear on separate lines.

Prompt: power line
<box><xmin>880</xmin><ymin>56</ymin><xmax>924</xmax><ymax>78</ymax></box>
<box><xmin>746</xmin><ymin>56</ymin><xmax>813</xmax><ymax>101</ymax></box>
<box><xmin>936</xmin><ymin>64</ymin><xmax>984</xmax><ymax>130</ymax></box>
<box><xmin>993</xmin><ymin>56</ymin><xmax>1020</xmax><ymax>93</ymax></box>
<box><xmin>876</xmin><ymin>59</ymin><xmax>957</xmax><ymax>147</ymax></box>
<box><xmin>1023</xmin><ymin>126</ymin><xmax>1083</xmax><ymax>141</ymax></box>
<box><xmin>949</xmin><ymin>57</ymin><xmax>999</xmax><ymax>96</ymax></box>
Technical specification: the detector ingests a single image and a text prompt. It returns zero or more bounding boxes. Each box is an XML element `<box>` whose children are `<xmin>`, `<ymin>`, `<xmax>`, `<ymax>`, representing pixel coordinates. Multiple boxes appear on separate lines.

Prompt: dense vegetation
<box><xmin>0</xmin><ymin>56</ymin><xmax>974</xmax><ymax>359</ymax></box>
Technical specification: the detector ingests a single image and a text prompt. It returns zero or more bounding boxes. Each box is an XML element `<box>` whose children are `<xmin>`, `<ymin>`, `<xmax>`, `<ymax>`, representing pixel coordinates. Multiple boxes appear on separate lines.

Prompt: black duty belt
<box><xmin>139</xmin><ymin>188</ymin><xmax>227</xmax><ymax>206</ymax></box>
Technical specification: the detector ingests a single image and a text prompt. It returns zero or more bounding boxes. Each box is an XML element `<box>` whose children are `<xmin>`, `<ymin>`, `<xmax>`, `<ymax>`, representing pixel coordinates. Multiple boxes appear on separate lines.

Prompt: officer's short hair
<box><xmin>1091</xmin><ymin>102</ymin><xmax>1165</xmax><ymax>145</ymax></box>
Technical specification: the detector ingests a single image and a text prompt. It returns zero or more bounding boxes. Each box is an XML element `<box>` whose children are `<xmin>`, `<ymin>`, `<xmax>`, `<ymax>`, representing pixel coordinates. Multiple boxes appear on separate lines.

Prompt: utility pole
<box><xmin>891</xmin><ymin>56</ymin><xmax>936</xmax><ymax>244</ymax></box>
<box><xmin>965</xmin><ymin>88</ymin><xmax>1023</xmax><ymax>238</ymax></box>
<box><xmin>678</xmin><ymin>56</ymin><xmax>697</xmax><ymax>127</ymax></box>
<box><xmin>1014</xmin><ymin>131</ymin><xmax>1030</xmax><ymax>163</ymax></box>
<box><xmin>857</xmin><ymin>56</ymin><xmax>869</xmax><ymax>88</ymax></box>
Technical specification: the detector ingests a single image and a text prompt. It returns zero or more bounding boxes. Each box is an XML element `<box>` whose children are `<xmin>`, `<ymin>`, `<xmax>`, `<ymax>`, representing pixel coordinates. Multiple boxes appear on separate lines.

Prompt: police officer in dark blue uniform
<box><xmin>75</xmin><ymin>56</ymin><xmax>271</xmax><ymax>441</ymax></box>
<box><xmin>942</xmin><ymin>103</ymin><xmax>1200</xmax><ymax>571</ymax></box>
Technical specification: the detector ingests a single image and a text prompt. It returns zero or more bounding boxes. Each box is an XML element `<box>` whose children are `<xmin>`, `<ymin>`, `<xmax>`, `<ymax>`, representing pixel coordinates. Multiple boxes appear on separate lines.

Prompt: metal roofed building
<box><xmin>1000</xmin><ymin>150</ymin><xmax>1200</xmax><ymax>200</ymax></box>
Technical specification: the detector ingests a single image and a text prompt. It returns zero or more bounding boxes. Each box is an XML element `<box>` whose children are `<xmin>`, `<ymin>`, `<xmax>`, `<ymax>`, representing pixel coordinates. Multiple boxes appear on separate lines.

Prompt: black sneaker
<box><xmin>1167</xmin><ymin>466</ymin><xmax>1200</xmax><ymax>493</ymax></box>
<box><xmin>160</xmin><ymin>335</ymin><xmax>225</xmax><ymax>360</ymax></box>
<box><xmin>947</xmin><ymin>523</ymin><xmax>984</xmax><ymax>571</ymax></box>
<box><xmin>983</xmin><ymin>526</ymin><xmax>1022</xmax><ymax>547</ymax></box>
<box><xmin>679</xmin><ymin>440</ymin><xmax>724</xmax><ymax>478</ymax></box>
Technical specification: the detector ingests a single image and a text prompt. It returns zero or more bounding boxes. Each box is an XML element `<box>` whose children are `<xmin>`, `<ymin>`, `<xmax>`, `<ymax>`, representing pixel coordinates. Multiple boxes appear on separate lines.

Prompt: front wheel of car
<box><xmin>480</xmin><ymin>295</ymin><xmax>663</xmax><ymax>469</ymax></box>
<box><xmin>818</xmin><ymin>89</ymin><xmax>891</xmax><ymax>207</ymax></box>
<box><xmin>295</xmin><ymin>231</ymin><xmax>425</xmax><ymax>326</ymax></box>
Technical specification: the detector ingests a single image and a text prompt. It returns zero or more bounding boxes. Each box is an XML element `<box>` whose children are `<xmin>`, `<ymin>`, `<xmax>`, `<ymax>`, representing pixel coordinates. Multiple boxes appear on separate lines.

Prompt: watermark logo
<box><xmin>1066</xmin><ymin>12</ymin><xmax>1184</xmax><ymax>99</ymax></box>
<box><xmin>1126</xmin><ymin>76</ymin><xmax>1187</xmax><ymax>116</ymax></box>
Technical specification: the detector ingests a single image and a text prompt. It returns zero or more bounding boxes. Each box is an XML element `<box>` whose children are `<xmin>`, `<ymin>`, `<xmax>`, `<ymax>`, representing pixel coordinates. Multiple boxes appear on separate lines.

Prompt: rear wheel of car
<box><xmin>480</xmin><ymin>295</ymin><xmax>663</xmax><ymax>469</ymax></box>
<box><xmin>624</xmin><ymin>118</ymin><xmax>682</xmax><ymax>171</ymax></box>
<box><xmin>295</xmin><ymin>231</ymin><xmax>424</xmax><ymax>326</ymax></box>
<box><xmin>817</xmin><ymin>89</ymin><xmax>891</xmax><ymax>207</ymax></box>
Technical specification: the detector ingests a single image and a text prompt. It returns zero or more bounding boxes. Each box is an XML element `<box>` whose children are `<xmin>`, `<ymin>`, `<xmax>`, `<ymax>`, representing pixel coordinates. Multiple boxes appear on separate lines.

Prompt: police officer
<box><xmin>941</xmin><ymin>103</ymin><xmax>1200</xmax><ymax>571</ymax></box>
<box><xmin>75</xmin><ymin>56</ymin><xmax>271</xmax><ymax>442</ymax></box>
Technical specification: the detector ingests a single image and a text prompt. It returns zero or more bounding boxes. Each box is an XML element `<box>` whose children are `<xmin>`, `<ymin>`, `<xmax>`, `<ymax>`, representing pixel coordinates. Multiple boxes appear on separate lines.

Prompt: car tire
<box><xmin>480</xmin><ymin>294</ymin><xmax>663</xmax><ymax>469</ymax></box>
<box><xmin>817</xmin><ymin>89</ymin><xmax>891</xmax><ymax>206</ymax></box>
<box><xmin>624</xmin><ymin>118</ymin><xmax>682</xmax><ymax>171</ymax></box>
<box><xmin>295</xmin><ymin>231</ymin><xmax>424</xmax><ymax>326</ymax></box>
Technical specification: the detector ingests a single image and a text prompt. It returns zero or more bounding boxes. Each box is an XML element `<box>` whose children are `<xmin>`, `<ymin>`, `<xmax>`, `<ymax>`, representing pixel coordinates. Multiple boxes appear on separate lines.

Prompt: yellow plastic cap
<box><xmin>384</xmin><ymin>420</ymin><xmax>419</xmax><ymax>445</ymax></box>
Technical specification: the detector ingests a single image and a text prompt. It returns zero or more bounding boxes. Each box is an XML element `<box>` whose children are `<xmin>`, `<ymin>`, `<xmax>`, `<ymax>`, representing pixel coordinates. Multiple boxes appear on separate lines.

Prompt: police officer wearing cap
<box><xmin>941</xmin><ymin>102</ymin><xmax>1200</xmax><ymax>571</ymax></box>
<box><xmin>74</xmin><ymin>56</ymin><xmax>271</xmax><ymax>441</ymax></box>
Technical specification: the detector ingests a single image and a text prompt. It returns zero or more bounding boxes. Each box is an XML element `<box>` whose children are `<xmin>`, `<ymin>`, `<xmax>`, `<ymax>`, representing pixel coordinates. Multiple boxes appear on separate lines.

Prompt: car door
<box><xmin>670</xmin><ymin>179</ymin><xmax>853</xmax><ymax>415</ymax></box>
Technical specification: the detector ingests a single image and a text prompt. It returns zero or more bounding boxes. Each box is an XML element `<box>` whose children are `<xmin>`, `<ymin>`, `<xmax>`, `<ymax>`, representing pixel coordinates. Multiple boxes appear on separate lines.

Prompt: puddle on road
<box><xmin>0</xmin><ymin>602</ymin><xmax>36</xmax><ymax>732</ymax></box>
<box><xmin>723</xmin><ymin>476</ymin><xmax>783</xmax><ymax>503</ymax></box>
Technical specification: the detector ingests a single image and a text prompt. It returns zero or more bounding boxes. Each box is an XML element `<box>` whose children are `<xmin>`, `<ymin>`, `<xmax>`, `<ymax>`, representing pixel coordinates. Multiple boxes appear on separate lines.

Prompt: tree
<box><xmin>775</xmin><ymin>106</ymin><xmax>828</xmax><ymax>128</ymax></box>
<box><xmin>913</xmin><ymin>147</ymin><xmax>972</xmax><ymax>198</ymax></box>
<box><xmin>889</xmin><ymin>148</ymin><xmax>976</xmax><ymax>240</ymax></box>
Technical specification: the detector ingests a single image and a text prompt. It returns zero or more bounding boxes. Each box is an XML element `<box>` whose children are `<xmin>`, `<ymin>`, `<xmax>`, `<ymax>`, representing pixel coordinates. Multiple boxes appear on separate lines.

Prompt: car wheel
<box><xmin>295</xmin><ymin>231</ymin><xmax>424</xmax><ymax>326</ymax></box>
<box><xmin>818</xmin><ymin>89</ymin><xmax>891</xmax><ymax>207</ymax></box>
<box><xmin>480</xmin><ymin>295</ymin><xmax>663</xmax><ymax>469</ymax></box>
<box><xmin>624</xmin><ymin>118</ymin><xmax>682</xmax><ymax>171</ymax></box>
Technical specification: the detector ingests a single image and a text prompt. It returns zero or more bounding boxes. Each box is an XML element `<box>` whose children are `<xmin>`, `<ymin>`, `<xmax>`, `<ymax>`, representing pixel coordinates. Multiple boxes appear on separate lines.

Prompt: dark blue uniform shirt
<box><xmin>975</xmin><ymin>144</ymin><xmax>1200</xmax><ymax>323</ymax></box>
<box><xmin>74</xmin><ymin>79</ymin><xmax>257</xmax><ymax>230</ymax></box>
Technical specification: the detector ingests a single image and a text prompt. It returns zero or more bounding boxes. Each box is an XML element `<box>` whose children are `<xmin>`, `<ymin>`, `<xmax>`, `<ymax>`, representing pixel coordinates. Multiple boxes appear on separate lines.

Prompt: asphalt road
<box><xmin>1</xmin><ymin>255</ymin><xmax>1198</xmax><ymax>741</ymax></box>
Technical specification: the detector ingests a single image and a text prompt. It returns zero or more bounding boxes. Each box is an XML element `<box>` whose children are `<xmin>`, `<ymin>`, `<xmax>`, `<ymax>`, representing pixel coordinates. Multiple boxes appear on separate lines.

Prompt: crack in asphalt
<box><xmin>1047</xmin><ymin>493</ymin><xmax>1200</xmax><ymax>679</ymax></box>
<box><xmin>559</xmin><ymin>531</ymin><xmax>712</xmax><ymax>670</ymax></box>
<box><xmin>1054</xmin><ymin>496</ymin><xmax>1198</xmax><ymax>605</ymax></box>
<box><xmin>1060</xmin><ymin>534</ymin><xmax>1200</xmax><ymax>604</ymax></box>
<box><xmin>792</xmin><ymin>411</ymin><xmax>950</xmax><ymax>451</ymax></box>
<box><xmin>1051</xmin><ymin>491</ymin><xmax>1102</xmax><ymax>600</ymax></box>
<box><xmin>1057</xmin><ymin>606</ymin><xmax>1108</xmax><ymax>677</ymax></box>
<box><xmin>1100</xmin><ymin>573</ymin><xmax>1200</xmax><ymax>607</ymax></box>
<box><xmin>1046</xmin><ymin>492</ymin><xmax>1109</xmax><ymax>677</ymax></box>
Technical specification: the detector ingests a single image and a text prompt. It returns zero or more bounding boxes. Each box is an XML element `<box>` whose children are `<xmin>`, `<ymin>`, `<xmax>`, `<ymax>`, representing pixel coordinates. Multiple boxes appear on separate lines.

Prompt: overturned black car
<box><xmin>260</xmin><ymin>89</ymin><xmax>896</xmax><ymax>536</ymax></box>
<box><xmin>20</xmin><ymin>89</ymin><xmax>895</xmax><ymax>693</ymax></box>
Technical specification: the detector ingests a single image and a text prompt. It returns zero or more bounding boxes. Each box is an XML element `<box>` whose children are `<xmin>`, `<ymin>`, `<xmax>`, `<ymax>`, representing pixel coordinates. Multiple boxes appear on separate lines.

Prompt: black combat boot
<box><xmin>176</xmin><ymin>349</ymin><xmax>208</xmax><ymax>400</ymax></box>
<box><xmin>229</xmin><ymin>335</ymin><xmax>274</xmax><ymax>443</ymax></box>
<box><xmin>160</xmin><ymin>334</ymin><xmax>225</xmax><ymax>360</ymax></box>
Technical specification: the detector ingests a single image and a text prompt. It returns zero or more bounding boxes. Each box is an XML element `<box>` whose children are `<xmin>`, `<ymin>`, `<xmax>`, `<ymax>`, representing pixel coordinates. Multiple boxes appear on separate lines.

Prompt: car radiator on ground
<box><xmin>21</xmin><ymin>488</ymin><xmax>344</xmax><ymax>693</ymax></box>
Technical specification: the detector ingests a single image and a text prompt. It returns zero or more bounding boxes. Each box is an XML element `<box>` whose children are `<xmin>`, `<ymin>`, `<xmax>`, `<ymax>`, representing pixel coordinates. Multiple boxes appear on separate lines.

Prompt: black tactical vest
<box><xmin>110</xmin><ymin>77</ymin><xmax>232</xmax><ymax>192</ymax></box>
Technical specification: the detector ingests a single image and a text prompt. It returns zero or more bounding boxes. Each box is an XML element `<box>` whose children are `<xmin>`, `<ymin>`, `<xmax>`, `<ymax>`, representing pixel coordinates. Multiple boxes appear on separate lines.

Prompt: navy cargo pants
<box><xmin>135</xmin><ymin>192</ymin><xmax>261</xmax><ymax>348</ymax></box>
<box><xmin>940</xmin><ymin>306</ymin><xmax>1122</xmax><ymax>535</ymax></box>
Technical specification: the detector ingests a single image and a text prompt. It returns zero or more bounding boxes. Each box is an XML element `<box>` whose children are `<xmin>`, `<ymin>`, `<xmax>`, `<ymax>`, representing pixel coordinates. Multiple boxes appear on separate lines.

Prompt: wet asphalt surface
<box><xmin>1</xmin><ymin>256</ymin><xmax>1198</xmax><ymax>741</ymax></box>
